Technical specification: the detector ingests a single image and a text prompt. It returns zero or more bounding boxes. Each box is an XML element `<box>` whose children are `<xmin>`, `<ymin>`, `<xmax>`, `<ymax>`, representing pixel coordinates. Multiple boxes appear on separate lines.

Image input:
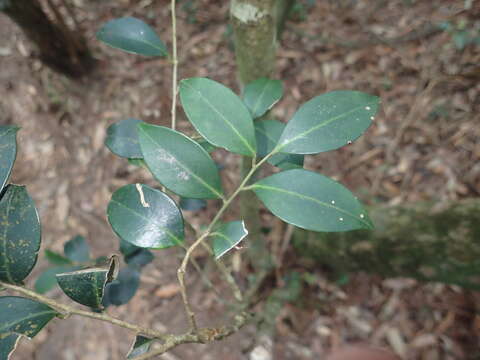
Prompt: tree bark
<box><xmin>230</xmin><ymin>0</ymin><xmax>280</xmax><ymax>271</ymax></box>
<box><xmin>1</xmin><ymin>0</ymin><xmax>95</xmax><ymax>78</ymax></box>
<box><xmin>293</xmin><ymin>199</ymin><xmax>480</xmax><ymax>290</ymax></box>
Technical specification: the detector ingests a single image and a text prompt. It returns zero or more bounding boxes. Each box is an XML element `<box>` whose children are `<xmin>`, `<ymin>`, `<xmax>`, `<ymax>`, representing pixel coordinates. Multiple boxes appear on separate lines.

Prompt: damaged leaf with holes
<box><xmin>0</xmin><ymin>296</ymin><xmax>58</xmax><ymax>339</ymax></box>
<box><xmin>0</xmin><ymin>185</ymin><xmax>41</xmax><ymax>284</ymax></box>
<box><xmin>56</xmin><ymin>257</ymin><xmax>118</xmax><ymax>309</ymax></box>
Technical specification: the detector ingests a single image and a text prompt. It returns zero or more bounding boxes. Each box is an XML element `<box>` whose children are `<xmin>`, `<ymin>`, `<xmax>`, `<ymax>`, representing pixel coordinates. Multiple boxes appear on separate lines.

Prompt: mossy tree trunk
<box><xmin>293</xmin><ymin>199</ymin><xmax>480</xmax><ymax>290</ymax></box>
<box><xmin>1</xmin><ymin>0</ymin><xmax>95</xmax><ymax>78</ymax></box>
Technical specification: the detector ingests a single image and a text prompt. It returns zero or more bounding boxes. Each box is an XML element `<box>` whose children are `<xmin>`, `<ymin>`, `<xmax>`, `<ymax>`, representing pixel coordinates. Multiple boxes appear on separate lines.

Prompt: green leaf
<box><xmin>211</xmin><ymin>221</ymin><xmax>248</xmax><ymax>259</ymax></box>
<box><xmin>102</xmin><ymin>266</ymin><xmax>140</xmax><ymax>307</ymax></box>
<box><xmin>255</xmin><ymin>120</ymin><xmax>304</xmax><ymax>170</ymax></box>
<box><xmin>64</xmin><ymin>235</ymin><xmax>90</xmax><ymax>263</ymax></box>
<box><xmin>96</xmin><ymin>17</ymin><xmax>168</xmax><ymax>57</ymax></box>
<box><xmin>0</xmin><ymin>296</ymin><xmax>58</xmax><ymax>338</ymax></box>
<box><xmin>0</xmin><ymin>185</ymin><xmax>41</xmax><ymax>284</ymax></box>
<box><xmin>107</xmin><ymin>184</ymin><xmax>184</xmax><ymax>249</ymax></box>
<box><xmin>251</xmin><ymin>169</ymin><xmax>373</xmax><ymax>232</ymax></box>
<box><xmin>179</xmin><ymin>78</ymin><xmax>257</xmax><ymax>156</ymax></box>
<box><xmin>138</xmin><ymin>123</ymin><xmax>224</xmax><ymax>199</ymax></box>
<box><xmin>127</xmin><ymin>336</ymin><xmax>153</xmax><ymax>359</ymax></box>
<box><xmin>0</xmin><ymin>126</ymin><xmax>18</xmax><ymax>194</ymax></box>
<box><xmin>179</xmin><ymin>197</ymin><xmax>206</xmax><ymax>211</ymax></box>
<box><xmin>105</xmin><ymin>119</ymin><xmax>144</xmax><ymax>159</ymax></box>
<box><xmin>34</xmin><ymin>266</ymin><xmax>78</xmax><ymax>294</ymax></box>
<box><xmin>119</xmin><ymin>240</ymin><xmax>154</xmax><ymax>269</ymax></box>
<box><xmin>0</xmin><ymin>332</ymin><xmax>21</xmax><ymax>360</ymax></box>
<box><xmin>56</xmin><ymin>257</ymin><xmax>118</xmax><ymax>309</ymax></box>
<box><xmin>44</xmin><ymin>250</ymin><xmax>72</xmax><ymax>266</ymax></box>
<box><xmin>243</xmin><ymin>78</ymin><xmax>283</xmax><ymax>119</ymax></box>
<box><xmin>277</xmin><ymin>91</ymin><xmax>380</xmax><ymax>154</ymax></box>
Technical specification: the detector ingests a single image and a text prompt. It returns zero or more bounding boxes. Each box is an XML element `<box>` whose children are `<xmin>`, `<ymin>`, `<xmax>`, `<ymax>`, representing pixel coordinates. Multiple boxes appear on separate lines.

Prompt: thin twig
<box><xmin>170</xmin><ymin>0</ymin><xmax>178</xmax><ymax>130</ymax></box>
<box><xmin>135</xmin><ymin>312</ymin><xmax>253</xmax><ymax>360</ymax></box>
<box><xmin>176</xmin><ymin>152</ymin><xmax>274</xmax><ymax>334</ymax></box>
<box><xmin>0</xmin><ymin>281</ymin><xmax>167</xmax><ymax>340</ymax></box>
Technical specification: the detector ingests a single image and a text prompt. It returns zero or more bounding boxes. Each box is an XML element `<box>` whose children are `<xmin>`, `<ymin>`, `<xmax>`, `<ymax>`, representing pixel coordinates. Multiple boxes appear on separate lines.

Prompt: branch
<box><xmin>170</xmin><ymin>0</ymin><xmax>178</xmax><ymax>130</ymax></box>
<box><xmin>0</xmin><ymin>281</ymin><xmax>167</xmax><ymax>340</ymax></box>
<box><xmin>176</xmin><ymin>153</ymin><xmax>274</xmax><ymax>333</ymax></box>
<box><xmin>135</xmin><ymin>312</ymin><xmax>253</xmax><ymax>360</ymax></box>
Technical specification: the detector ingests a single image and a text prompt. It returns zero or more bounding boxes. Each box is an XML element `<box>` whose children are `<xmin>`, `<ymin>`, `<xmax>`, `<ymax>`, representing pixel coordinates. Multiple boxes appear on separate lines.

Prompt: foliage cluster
<box><xmin>0</xmin><ymin>15</ymin><xmax>379</xmax><ymax>359</ymax></box>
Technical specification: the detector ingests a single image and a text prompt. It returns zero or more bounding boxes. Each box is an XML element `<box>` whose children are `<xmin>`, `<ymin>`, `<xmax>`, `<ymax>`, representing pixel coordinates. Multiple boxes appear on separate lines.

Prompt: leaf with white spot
<box><xmin>251</xmin><ymin>169</ymin><xmax>373</xmax><ymax>232</ymax></box>
<box><xmin>138</xmin><ymin>123</ymin><xmax>223</xmax><ymax>199</ymax></box>
<box><xmin>277</xmin><ymin>91</ymin><xmax>380</xmax><ymax>154</ymax></box>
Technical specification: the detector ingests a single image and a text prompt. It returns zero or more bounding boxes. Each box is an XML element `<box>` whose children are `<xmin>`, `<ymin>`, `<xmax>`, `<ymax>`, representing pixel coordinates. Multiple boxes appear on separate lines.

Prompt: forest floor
<box><xmin>1</xmin><ymin>0</ymin><xmax>480</xmax><ymax>359</ymax></box>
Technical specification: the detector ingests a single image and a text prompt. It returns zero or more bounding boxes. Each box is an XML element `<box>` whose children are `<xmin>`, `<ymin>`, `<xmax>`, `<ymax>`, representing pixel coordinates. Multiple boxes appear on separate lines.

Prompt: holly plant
<box><xmin>0</xmin><ymin>16</ymin><xmax>379</xmax><ymax>359</ymax></box>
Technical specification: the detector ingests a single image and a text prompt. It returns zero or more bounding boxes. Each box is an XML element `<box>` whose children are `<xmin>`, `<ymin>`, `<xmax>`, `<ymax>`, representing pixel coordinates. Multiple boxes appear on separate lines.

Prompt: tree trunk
<box><xmin>230</xmin><ymin>0</ymin><xmax>280</xmax><ymax>272</ymax></box>
<box><xmin>292</xmin><ymin>199</ymin><xmax>480</xmax><ymax>290</ymax></box>
<box><xmin>1</xmin><ymin>0</ymin><xmax>95</xmax><ymax>78</ymax></box>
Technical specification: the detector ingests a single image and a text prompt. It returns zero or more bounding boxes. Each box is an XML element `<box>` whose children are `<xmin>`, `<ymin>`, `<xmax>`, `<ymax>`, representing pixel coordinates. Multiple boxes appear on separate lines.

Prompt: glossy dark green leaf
<box><xmin>64</xmin><ymin>235</ymin><xmax>90</xmax><ymax>263</ymax></box>
<box><xmin>251</xmin><ymin>169</ymin><xmax>373</xmax><ymax>232</ymax></box>
<box><xmin>0</xmin><ymin>332</ymin><xmax>21</xmax><ymax>360</ymax></box>
<box><xmin>102</xmin><ymin>266</ymin><xmax>140</xmax><ymax>307</ymax></box>
<box><xmin>0</xmin><ymin>126</ymin><xmax>18</xmax><ymax>194</ymax></box>
<box><xmin>119</xmin><ymin>240</ymin><xmax>154</xmax><ymax>269</ymax></box>
<box><xmin>255</xmin><ymin>120</ymin><xmax>304</xmax><ymax>170</ymax></box>
<box><xmin>138</xmin><ymin>123</ymin><xmax>223</xmax><ymax>199</ymax></box>
<box><xmin>105</xmin><ymin>118</ymin><xmax>144</xmax><ymax>159</ymax></box>
<box><xmin>96</xmin><ymin>17</ymin><xmax>168</xmax><ymax>57</ymax></box>
<box><xmin>277</xmin><ymin>91</ymin><xmax>380</xmax><ymax>154</ymax></box>
<box><xmin>108</xmin><ymin>184</ymin><xmax>184</xmax><ymax>249</ymax></box>
<box><xmin>56</xmin><ymin>257</ymin><xmax>118</xmax><ymax>309</ymax></box>
<box><xmin>211</xmin><ymin>221</ymin><xmax>248</xmax><ymax>259</ymax></box>
<box><xmin>179</xmin><ymin>197</ymin><xmax>207</xmax><ymax>211</ymax></box>
<box><xmin>34</xmin><ymin>266</ymin><xmax>78</xmax><ymax>294</ymax></box>
<box><xmin>0</xmin><ymin>296</ymin><xmax>58</xmax><ymax>338</ymax></box>
<box><xmin>127</xmin><ymin>336</ymin><xmax>153</xmax><ymax>359</ymax></box>
<box><xmin>44</xmin><ymin>250</ymin><xmax>72</xmax><ymax>266</ymax></box>
<box><xmin>179</xmin><ymin>78</ymin><xmax>257</xmax><ymax>156</ymax></box>
<box><xmin>243</xmin><ymin>78</ymin><xmax>283</xmax><ymax>119</ymax></box>
<box><xmin>0</xmin><ymin>185</ymin><xmax>41</xmax><ymax>284</ymax></box>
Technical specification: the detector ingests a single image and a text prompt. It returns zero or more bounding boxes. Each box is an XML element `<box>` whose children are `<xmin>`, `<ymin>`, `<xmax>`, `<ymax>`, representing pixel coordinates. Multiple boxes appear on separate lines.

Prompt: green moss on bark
<box><xmin>293</xmin><ymin>199</ymin><xmax>480</xmax><ymax>290</ymax></box>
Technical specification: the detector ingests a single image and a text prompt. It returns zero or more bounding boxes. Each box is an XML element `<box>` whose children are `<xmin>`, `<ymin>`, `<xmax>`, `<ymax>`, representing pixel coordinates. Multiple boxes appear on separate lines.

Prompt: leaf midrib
<box><xmin>110</xmin><ymin>198</ymin><xmax>183</xmax><ymax>246</ymax></box>
<box><xmin>251</xmin><ymin>184</ymin><xmax>371</xmax><ymax>228</ymax></box>
<box><xmin>140</xmin><ymin>129</ymin><xmax>223</xmax><ymax>199</ymax></box>
<box><xmin>182</xmin><ymin>81</ymin><xmax>256</xmax><ymax>156</ymax></box>
<box><xmin>0</xmin><ymin>310</ymin><xmax>56</xmax><ymax>336</ymax></box>
<box><xmin>278</xmin><ymin>100</ymin><xmax>377</xmax><ymax>151</ymax></box>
